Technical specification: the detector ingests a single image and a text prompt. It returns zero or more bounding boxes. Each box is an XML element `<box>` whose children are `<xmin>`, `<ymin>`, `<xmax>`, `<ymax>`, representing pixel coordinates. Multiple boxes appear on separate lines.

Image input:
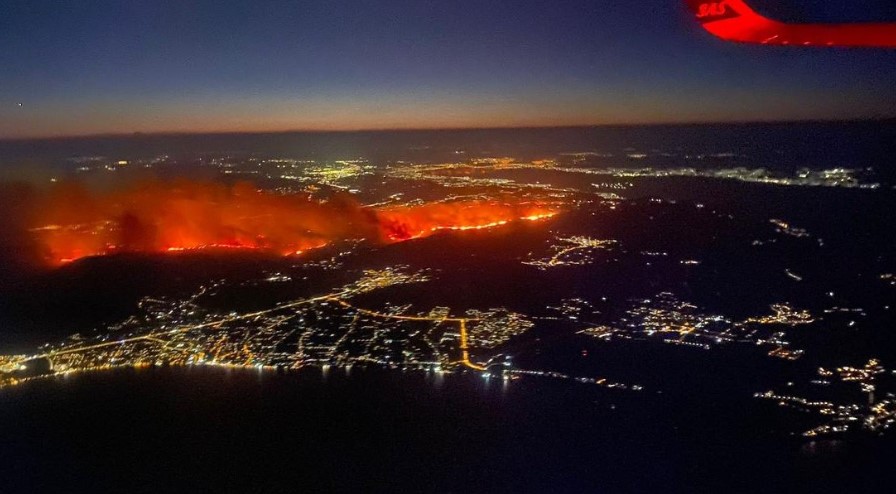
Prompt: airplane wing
<box><xmin>685</xmin><ymin>0</ymin><xmax>896</xmax><ymax>47</ymax></box>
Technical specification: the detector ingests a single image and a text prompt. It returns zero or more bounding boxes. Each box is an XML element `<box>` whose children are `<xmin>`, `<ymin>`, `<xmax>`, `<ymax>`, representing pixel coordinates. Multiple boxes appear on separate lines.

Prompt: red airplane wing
<box><xmin>685</xmin><ymin>0</ymin><xmax>896</xmax><ymax>47</ymax></box>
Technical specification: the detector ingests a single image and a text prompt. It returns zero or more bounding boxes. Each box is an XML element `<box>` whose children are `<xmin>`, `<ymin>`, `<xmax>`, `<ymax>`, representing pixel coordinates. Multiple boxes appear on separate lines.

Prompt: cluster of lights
<box><xmin>572</xmin><ymin>293</ymin><xmax>813</xmax><ymax>360</ymax></box>
<box><xmin>523</xmin><ymin>236</ymin><xmax>618</xmax><ymax>270</ymax></box>
<box><xmin>757</xmin><ymin>359</ymin><xmax>896</xmax><ymax>437</ymax></box>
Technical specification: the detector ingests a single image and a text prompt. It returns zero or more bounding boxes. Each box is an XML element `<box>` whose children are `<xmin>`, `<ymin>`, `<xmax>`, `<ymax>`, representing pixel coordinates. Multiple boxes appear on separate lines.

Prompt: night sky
<box><xmin>1</xmin><ymin>0</ymin><xmax>895</xmax><ymax>138</ymax></box>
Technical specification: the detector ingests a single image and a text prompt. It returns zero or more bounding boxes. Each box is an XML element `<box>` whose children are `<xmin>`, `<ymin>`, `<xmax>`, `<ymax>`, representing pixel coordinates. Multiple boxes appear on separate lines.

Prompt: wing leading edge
<box><xmin>685</xmin><ymin>0</ymin><xmax>896</xmax><ymax>48</ymax></box>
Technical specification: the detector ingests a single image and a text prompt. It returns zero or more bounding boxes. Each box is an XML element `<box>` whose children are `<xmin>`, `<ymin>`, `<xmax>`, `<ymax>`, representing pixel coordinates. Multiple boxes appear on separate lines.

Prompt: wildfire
<box><xmin>377</xmin><ymin>201</ymin><xmax>558</xmax><ymax>241</ymax></box>
<box><xmin>18</xmin><ymin>180</ymin><xmax>561</xmax><ymax>265</ymax></box>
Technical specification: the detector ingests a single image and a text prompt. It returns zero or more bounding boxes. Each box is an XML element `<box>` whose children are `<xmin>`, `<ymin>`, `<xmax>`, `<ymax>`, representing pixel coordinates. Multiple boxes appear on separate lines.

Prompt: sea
<box><xmin>2</xmin><ymin>366</ymin><xmax>894</xmax><ymax>493</ymax></box>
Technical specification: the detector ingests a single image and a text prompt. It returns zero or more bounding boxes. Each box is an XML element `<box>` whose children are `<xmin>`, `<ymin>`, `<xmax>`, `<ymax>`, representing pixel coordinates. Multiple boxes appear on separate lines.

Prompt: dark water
<box><xmin>0</xmin><ymin>366</ymin><xmax>892</xmax><ymax>493</ymax></box>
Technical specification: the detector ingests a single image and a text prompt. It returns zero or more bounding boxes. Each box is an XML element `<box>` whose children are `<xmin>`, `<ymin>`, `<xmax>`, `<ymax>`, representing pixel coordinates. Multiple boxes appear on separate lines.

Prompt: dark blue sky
<box><xmin>1</xmin><ymin>0</ymin><xmax>895</xmax><ymax>138</ymax></box>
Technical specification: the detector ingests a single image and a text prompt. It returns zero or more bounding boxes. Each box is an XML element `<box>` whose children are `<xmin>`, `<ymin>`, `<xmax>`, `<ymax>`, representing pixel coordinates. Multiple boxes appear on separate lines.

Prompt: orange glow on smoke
<box><xmin>24</xmin><ymin>180</ymin><xmax>559</xmax><ymax>265</ymax></box>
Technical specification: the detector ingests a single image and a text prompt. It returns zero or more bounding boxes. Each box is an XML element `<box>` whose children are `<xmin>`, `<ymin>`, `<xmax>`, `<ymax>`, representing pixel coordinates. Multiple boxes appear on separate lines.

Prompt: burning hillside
<box><xmin>14</xmin><ymin>179</ymin><xmax>559</xmax><ymax>265</ymax></box>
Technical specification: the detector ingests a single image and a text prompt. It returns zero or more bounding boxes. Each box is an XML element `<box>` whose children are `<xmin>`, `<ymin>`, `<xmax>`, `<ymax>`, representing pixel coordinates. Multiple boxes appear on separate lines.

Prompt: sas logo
<box><xmin>696</xmin><ymin>2</ymin><xmax>733</xmax><ymax>20</ymax></box>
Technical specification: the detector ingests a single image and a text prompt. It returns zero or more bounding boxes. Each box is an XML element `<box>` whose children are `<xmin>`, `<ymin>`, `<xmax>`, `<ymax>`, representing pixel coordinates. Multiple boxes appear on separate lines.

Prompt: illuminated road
<box><xmin>328</xmin><ymin>298</ymin><xmax>488</xmax><ymax>370</ymax></box>
<box><xmin>458</xmin><ymin>319</ymin><xmax>487</xmax><ymax>370</ymax></box>
<box><xmin>326</xmin><ymin>297</ymin><xmax>471</xmax><ymax>322</ymax></box>
<box><xmin>29</xmin><ymin>292</ymin><xmax>339</xmax><ymax>363</ymax></box>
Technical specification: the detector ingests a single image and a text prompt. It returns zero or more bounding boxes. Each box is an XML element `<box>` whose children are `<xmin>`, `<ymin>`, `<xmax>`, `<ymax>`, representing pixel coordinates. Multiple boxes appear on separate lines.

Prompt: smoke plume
<box><xmin>5</xmin><ymin>179</ymin><xmax>557</xmax><ymax>266</ymax></box>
